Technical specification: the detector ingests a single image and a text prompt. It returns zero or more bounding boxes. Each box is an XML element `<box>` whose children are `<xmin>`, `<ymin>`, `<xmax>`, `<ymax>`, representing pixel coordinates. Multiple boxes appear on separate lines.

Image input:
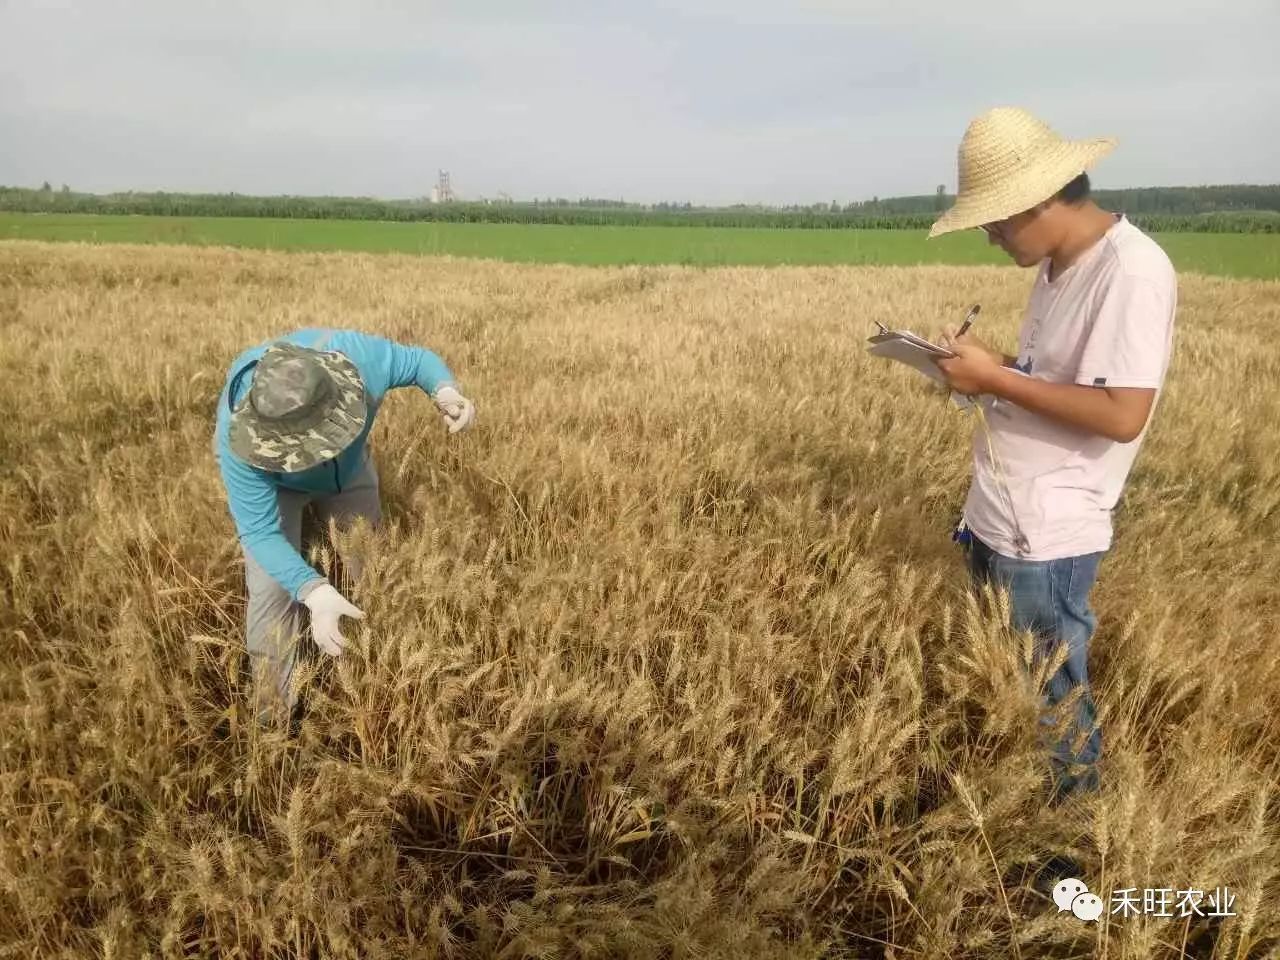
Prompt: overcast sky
<box><xmin>2</xmin><ymin>0</ymin><xmax>1277</xmax><ymax>206</ymax></box>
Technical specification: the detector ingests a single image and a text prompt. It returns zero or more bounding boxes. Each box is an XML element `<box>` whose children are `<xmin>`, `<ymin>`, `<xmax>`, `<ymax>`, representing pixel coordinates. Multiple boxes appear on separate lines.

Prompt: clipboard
<box><xmin>866</xmin><ymin>323</ymin><xmax>974</xmax><ymax>408</ymax></box>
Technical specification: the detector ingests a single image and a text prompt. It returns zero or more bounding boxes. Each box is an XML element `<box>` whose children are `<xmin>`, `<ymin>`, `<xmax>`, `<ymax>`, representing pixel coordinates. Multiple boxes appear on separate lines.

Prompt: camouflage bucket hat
<box><xmin>228</xmin><ymin>341</ymin><xmax>368</xmax><ymax>473</ymax></box>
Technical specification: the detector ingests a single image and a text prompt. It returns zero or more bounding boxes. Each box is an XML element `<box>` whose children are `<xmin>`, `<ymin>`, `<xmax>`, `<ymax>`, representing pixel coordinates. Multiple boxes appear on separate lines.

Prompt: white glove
<box><xmin>300</xmin><ymin>583</ymin><xmax>364</xmax><ymax>656</ymax></box>
<box><xmin>433</xmin><ymin>385</ymin><xmax>476</xmax><ymax>435</ymax></box>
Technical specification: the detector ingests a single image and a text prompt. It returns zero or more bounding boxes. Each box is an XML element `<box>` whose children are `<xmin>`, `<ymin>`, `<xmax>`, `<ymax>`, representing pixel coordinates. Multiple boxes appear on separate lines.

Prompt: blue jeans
<box><xmin>966</xmin><ymin>536</ymin><xmax>1104</xmax><ymax>801</ymax></box>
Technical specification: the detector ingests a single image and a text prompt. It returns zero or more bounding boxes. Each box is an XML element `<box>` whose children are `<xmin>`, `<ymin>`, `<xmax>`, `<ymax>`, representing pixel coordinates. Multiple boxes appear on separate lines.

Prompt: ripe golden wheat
<box><xmin>2</xmin><ymin>241</ymin><xmax>1279</xmax><ymax>959</ymax></box>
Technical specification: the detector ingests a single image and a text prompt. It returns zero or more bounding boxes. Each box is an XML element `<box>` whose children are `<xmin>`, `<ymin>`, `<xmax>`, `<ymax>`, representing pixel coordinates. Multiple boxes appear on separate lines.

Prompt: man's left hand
<box><xmin>934</xmin><ymin>342</ymin><xmax>1002</xmax><ymax>397</ymax></box>
<box><xmin>433</xmin><ymin>385</ymin><xmax>476</xmax><ymax>434</ymax></box>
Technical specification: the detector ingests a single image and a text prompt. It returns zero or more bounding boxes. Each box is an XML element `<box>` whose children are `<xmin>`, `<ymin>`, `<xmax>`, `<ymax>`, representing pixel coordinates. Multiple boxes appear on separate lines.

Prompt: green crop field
<box><xmin>2</xmin><ymin>211</ymin><xmax>1277</xmax><ymax>278</ymax></box>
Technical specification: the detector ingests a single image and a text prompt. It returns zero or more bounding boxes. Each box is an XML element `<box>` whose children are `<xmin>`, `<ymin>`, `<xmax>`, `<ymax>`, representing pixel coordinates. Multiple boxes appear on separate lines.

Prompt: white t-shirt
<box><xmin>963</xmin><ymin>215</ymin><xmax>1178</xmax><ymax>560</ymax></box>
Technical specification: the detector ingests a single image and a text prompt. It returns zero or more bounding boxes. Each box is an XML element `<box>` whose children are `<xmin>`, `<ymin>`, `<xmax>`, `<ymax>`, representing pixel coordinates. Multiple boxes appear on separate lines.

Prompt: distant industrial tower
<box><xmin>431</xmin><ymin>170</ymin><xmax>454</xmax><ymax>203</ymax></box>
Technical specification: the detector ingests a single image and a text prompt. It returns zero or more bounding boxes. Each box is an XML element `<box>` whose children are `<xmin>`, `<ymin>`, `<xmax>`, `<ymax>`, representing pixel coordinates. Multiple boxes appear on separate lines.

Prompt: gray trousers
<box><xmin>244</xmin><ymin>454</ymin><xmax>381</xmax><ymax>726</ymax></box>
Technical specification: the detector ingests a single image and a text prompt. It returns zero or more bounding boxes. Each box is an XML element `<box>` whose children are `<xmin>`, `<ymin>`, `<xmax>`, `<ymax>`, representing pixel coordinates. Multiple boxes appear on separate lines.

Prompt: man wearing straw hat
<box><xmin>214</xmin><ymin>328</ymin><xmax>476</xmax><ymax>727</ymax></box>
<box><xmin>929</xmin><ymin>108</ymin><xmax>1177</xmax><ymax>811</ymax></box>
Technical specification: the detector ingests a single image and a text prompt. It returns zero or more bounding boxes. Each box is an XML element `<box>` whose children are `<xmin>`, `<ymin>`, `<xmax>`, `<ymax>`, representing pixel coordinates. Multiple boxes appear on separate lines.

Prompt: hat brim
<box><xmin>229</xmin><ymin>349</ymin><xmax>368</xmax><ymax>473</ymax></box>
<box><xmin>928</xmin><ymin>138</ymin><xmax>1117</xmax><ymax>238</ymax></box>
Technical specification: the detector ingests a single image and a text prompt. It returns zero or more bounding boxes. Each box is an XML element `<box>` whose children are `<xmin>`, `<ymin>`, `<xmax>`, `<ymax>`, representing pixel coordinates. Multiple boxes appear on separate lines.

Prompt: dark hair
<box><xmin>1055</xmin><ymin>172</ymin><xmax>1091</xmax><ymax>205</ymax></box>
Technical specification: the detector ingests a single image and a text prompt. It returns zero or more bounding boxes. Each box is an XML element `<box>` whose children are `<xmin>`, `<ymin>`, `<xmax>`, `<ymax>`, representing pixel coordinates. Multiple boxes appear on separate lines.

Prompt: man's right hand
<box><xmin>941</xmin><ymin>324</ymin><xmax>1008</xmax><ymax>368</ymax></box>
<box><xmin>300</xmin><ymin>582</ymin><xmax>364</xmax><ymax>656</ymax></box>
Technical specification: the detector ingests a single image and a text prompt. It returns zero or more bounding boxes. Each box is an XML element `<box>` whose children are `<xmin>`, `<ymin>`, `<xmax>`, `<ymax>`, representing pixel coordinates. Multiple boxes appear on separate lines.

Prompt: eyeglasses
<box><xmin>978</xmin><ymin>203</ymin><xmax>1045</xmax><ymax>239</ymax></box>
<box><xmin>978</xmin><ymin>220</ymin><xmax>1008</xmax><ymax>240</ymax></box>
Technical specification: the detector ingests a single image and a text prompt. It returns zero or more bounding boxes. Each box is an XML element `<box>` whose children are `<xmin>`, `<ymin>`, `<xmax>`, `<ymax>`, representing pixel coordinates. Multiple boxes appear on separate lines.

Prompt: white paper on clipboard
<box><xmin>866</xmin><ymin>329</ymin><xmax>975</xmax><ymax>409</ymax></box>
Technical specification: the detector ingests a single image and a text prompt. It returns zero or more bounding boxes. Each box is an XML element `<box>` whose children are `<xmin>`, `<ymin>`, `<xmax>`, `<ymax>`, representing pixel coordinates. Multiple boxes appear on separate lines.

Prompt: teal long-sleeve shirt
<box><xmin>214</xmin><ymin>328</ymin><xmax>455</xmax><ymax>600</ymax></box>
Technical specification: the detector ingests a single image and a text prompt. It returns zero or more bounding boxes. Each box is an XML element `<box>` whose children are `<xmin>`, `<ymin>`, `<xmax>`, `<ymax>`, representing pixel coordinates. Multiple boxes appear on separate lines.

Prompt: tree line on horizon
<box><xmin>2</xmin><ymin>183</ymin><xmax>1278</xmax><ymax>232</ymax></box>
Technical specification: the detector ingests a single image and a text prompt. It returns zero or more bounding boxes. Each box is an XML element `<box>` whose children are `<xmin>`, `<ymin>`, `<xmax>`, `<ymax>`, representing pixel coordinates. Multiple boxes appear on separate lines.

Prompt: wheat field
<box><xmin>2</xmin><ymin>240</ymin><xmax>1279</xmax><ymax>959</ymax></box>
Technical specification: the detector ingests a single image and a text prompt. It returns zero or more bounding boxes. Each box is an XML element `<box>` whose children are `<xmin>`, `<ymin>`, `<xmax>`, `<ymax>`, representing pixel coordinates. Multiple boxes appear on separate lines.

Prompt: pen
<box><xmin>957</xmin><ymin>304</ymin><xmax>980</xmax><ymax>338</ymax></box>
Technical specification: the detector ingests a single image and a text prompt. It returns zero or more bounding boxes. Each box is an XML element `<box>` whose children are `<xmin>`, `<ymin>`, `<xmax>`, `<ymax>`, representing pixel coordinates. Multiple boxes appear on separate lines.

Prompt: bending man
<box><xmin>213</xmin><ymin>327</ymin><xmax>475</xmax><ymax>726</ymax></box>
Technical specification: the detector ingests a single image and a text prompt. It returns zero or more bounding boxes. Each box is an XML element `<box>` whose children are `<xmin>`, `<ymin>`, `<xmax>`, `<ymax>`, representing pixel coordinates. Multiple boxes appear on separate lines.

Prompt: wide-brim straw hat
<box><xmin>929</xmin><ymin>106</ymin><xmax>1117</xmax><ymax>238</ymax></box>
<box><xmin>229</xmin><ymin>341</ymin><xmax>368</xmax><ymax>473</ymax></box>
